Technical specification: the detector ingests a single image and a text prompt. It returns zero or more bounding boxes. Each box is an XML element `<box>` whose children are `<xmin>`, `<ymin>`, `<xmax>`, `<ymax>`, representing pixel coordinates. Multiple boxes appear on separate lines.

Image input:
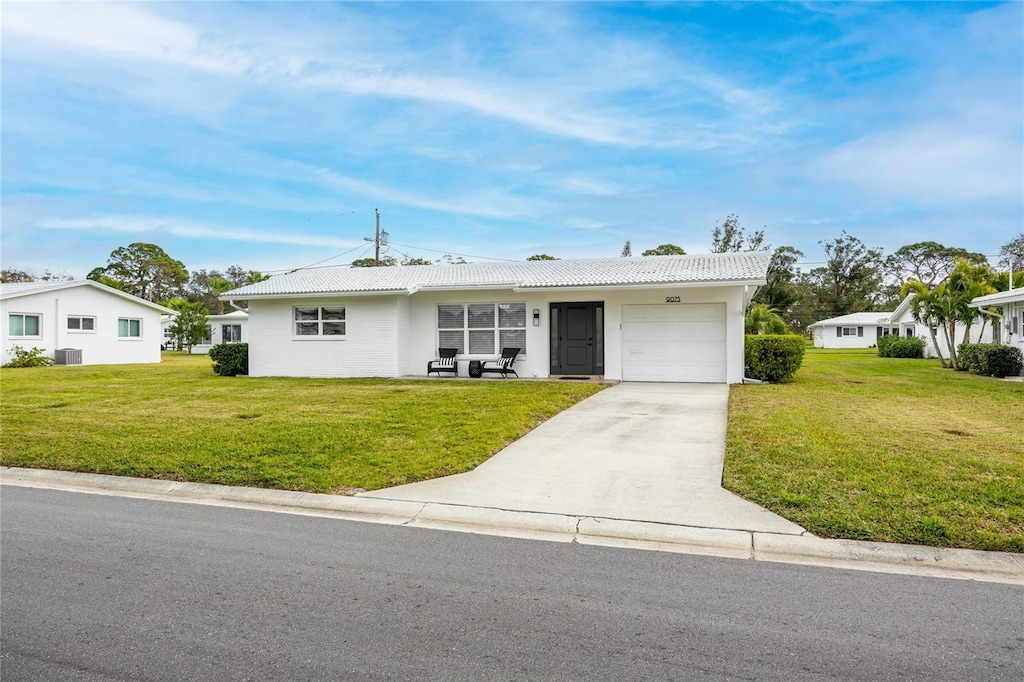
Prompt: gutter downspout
<box><xmin>228</xmin><ymin>299</ymin><xmax>247</xmax><ymax>313</ymax></box>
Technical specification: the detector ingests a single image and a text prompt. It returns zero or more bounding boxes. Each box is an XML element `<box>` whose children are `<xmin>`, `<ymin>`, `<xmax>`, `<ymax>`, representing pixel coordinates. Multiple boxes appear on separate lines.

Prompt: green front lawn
<box><xmin>724</xmin><ymin>349</ymin><xmax>1024</xmax><ymax>552</ymax></box>
<box><xmin>0</xmin><ymin>353</ymin><xmax>605</xmax><ymax>492</ymax></box>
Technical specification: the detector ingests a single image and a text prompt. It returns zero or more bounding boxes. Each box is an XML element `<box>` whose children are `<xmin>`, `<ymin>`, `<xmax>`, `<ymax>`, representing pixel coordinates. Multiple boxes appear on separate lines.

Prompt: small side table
<box><xmin>468</xmin><ymin>360</ymin><xmax>483</xmax><ymax>378</ymax></box>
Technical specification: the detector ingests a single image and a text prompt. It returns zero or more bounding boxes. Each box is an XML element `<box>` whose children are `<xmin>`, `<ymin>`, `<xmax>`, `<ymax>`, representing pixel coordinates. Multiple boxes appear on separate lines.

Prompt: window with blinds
<box><xmin>437</xmin><ymin>303</ymin><xmax>526</xmax><ymax>355</ymax></box>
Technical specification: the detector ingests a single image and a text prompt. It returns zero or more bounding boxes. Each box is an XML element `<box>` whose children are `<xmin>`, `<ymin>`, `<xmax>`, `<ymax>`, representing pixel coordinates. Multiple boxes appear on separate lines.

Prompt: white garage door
<box><xmin>621</xmin><ymin>303</ymin><xmax>727</xmax><ymax>382</ymax></box>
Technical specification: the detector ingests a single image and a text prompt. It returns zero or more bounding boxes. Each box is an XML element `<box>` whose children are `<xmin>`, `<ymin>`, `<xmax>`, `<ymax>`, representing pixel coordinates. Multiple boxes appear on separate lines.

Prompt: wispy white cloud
<box><xmin>3</xmin><ymin>2</ymin><xmax>780</xmax><ymax>151</ymax></box>
<box><xmin>38</xmin><ymin>216</ymin><xmax>357</xmax><ymax>250</ymax></box>
<box><xmin>3</xmin><ymin>2</ymin><xmax>251</xmax><ymax>75</ymax></box>
<box><xmin>301</xmin><ymin>164</ymin><xmax>552</xmax><ymax>220</ymax></box>
<box><xmin>815</xmin><ymin>119</ymin><xmax>1020</xmax><ymax>205</ymax></box>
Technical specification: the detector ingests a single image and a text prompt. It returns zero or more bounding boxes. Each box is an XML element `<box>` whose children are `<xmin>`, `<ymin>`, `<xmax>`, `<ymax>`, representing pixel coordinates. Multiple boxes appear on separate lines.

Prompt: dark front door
<box><xmin>550</xmin><ymin>302</ymin><xmax>604</xmax><ymax>375</ymax></box>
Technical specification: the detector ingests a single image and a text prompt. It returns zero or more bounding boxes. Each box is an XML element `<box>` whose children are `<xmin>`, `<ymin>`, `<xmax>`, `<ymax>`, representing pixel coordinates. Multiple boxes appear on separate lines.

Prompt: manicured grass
<box><xmin>723</xmin><ymin>348</ymin><xmax>1024</xmax><ymax>552</ymax></box>
<box><xmin>1</xmin><ymin>353</ymin><xmax>605</xmax><ymax>493</ymax></box>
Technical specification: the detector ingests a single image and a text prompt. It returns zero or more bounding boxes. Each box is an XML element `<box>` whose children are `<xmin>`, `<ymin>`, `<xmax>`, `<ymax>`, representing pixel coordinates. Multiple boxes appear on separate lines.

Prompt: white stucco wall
<box><xmin>1</xmin><ymin>287</ymin><xmax>164</xmax><ymax>365</ymax></box>
<box><xmin>1001</xmin><ymin>302</ymin><xmax>1024</xmax><ymax>353</ymax></box>
<box><xmin>246</xmin><ymin>284</ymin><xmax>750</xmax><ymax>383</ymax></box>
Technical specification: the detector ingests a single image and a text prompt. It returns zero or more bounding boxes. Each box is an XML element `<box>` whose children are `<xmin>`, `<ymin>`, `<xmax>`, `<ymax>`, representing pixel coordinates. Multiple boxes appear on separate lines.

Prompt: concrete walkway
<box><xmin>362</xmin><ymin>383</ymin><xmax>803</xmax><ymax>535</ymax></box>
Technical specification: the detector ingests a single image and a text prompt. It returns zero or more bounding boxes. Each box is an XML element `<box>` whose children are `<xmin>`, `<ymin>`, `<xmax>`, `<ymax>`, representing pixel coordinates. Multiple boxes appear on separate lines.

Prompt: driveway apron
<box><xmin>361</xmin><ymin>383</ymin><xmax>804</xmax><ymax>535</ymax></box>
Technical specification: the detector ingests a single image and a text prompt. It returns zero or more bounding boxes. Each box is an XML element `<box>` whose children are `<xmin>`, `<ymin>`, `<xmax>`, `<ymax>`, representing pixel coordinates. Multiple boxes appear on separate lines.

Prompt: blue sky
<box><xmin>2</xmin><ymin>1</ymin><xmax>1021</xmax><ymax>279</ymax></box>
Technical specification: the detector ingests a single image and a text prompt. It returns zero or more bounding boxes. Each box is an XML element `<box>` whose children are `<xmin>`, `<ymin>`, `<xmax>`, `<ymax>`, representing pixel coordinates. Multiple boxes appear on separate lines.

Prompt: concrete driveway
<box><xmin>361</xmin><ymin>383</ymin><xmax>804</xmax><ymax>535</ymax></box>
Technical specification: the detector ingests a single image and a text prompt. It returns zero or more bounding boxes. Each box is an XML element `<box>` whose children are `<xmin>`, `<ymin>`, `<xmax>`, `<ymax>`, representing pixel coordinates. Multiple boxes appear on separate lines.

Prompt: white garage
<box><xmin>621</xmin><ymin>303</ymin><xmax>728</xmax><ymax>383</ymax></box>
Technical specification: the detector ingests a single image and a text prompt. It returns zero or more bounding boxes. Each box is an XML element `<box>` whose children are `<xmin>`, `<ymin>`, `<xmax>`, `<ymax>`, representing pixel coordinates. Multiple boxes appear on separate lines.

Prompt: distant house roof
<box><xmin>0</xmin><ymin>280</ymin><xmax>174</xmax><ymax>314</ymax></box>
<box><xmin>970</xmin><ymin>288</ymin><xmax>1024</xmax><ymax>307</ymax></box>
<box><xmin>809</xmin><ymin>311</ymin><xmax>892</xmax><ymax>328</ymax></box>
<box><xmin>222</xmin><ymin>253</ymin><xmax>771</xmax><ymax>299</ymax></box>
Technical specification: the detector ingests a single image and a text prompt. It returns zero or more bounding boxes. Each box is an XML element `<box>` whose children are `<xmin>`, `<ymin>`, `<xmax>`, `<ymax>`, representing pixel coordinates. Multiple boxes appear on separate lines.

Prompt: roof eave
<box><xmin>223</xmin><ymin>289</ymin><xmax>414</xmax><ymax>301</ymax></box>
<box><xmin>514</xmin><ymin>278</ymin><xmax>767</xmax><ymax>293</ymax></box>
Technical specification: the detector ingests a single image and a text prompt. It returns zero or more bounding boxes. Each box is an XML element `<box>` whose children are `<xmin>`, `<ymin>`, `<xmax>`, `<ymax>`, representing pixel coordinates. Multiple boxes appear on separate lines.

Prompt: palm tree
<box><xmin>903</xmin><ymin>281</ymin><xmax>950</xmax><ymax>367</ymax></box>
<box><xmin>210</xmin><ymin>277</ymin><xmax>233</xmax><ymax>315</ymax></box>
<box><xmin>745</xmin><ymin>304</ymin><xmax>789</xmax><ymax>335</ymax></box>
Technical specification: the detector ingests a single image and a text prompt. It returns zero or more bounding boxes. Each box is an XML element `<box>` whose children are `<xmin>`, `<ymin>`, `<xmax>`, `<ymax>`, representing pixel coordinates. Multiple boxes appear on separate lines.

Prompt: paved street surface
<box><xmin>3</xmin><ymin>487</ymin><xmax>1022</xmax><ymax>681</ymax></box>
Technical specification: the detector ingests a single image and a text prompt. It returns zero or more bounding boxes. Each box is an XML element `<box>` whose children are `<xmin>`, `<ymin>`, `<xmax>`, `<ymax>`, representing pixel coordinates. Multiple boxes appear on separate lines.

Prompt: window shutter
<box><xmin>857</xmin><ymin>327</ymin><xmax>864</xmax><ymax>337</ymax></box>
<box><xmin>876</xmin><ymin>327</ymin><xmax>882</xmax><ymax>340</ymax></box>
<box><xmin>836</xmin><ymin>327</ymin><xmax>842</xmax><ymax>338</ymax></box>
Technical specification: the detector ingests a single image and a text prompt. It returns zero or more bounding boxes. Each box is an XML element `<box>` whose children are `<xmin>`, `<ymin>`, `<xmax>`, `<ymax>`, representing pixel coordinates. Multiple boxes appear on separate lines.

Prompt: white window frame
<box><xmin>67</xmin><ymin>315</ymin><xmax>97</xmax><ymax>333</ymax></box>
<box><xmin>8</xmin><ymin>313</ymin><xmax>42</xmax><ymax>338</ymax></box>
<box><xmin>437</xmin><ymin>302</ymin><xmax>527</xmax><ymax>356</ymax></box>
<box><xmin>841</xmin><ymin>327</ymin><xmax>856</xmax><ymax>336</ymax></box>
<box><xmin>118</xmin><ymin>317</ymin><xmax>142</xmax><ymax>340</ymax></box>
<box><xmin>293</xmin><ymin>306</ymin><xmax>346</xmax><ymax>338</ymax></box>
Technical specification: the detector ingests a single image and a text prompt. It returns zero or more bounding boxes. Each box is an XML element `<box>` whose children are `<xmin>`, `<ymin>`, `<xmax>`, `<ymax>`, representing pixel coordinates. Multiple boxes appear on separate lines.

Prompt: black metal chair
<box><xmin>427</xmin><ymin>348</ymin><xmax>459</xmax><ymax>377</ymax></box>
<box><xmin>480</xmin><ymin>347</ymin><xmax>520</xmax><ymax>378</ymax></box>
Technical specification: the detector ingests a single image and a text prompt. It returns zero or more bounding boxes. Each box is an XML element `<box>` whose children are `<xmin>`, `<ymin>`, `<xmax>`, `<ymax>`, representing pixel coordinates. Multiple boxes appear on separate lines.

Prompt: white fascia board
<box><xmin>514</xmin><ymin>278</ymin><xmax>766</xmax><ymax>293</ymax></box>
<box><xmin>413</xmin><ymin>283</ymin><xmax>519</xmax><ymax>293</ymax></box>
<box><xmin>222</xmin><ymin>289</ymin><xmax>413</xmax><ymax>301</ymax></box>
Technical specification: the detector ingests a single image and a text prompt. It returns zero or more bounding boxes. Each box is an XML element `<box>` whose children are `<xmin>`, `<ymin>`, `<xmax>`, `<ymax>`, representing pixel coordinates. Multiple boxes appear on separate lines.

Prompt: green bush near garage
<box><xmin>744</xmin><ymin>334</ymin><xmax>806</xmax><ymax>383</ymax></box>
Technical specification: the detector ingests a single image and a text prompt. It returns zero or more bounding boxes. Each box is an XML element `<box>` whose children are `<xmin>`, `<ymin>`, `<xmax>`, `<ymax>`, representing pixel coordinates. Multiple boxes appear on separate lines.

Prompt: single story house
<box><xmin>811</xmin><ymin>294</ymin><xmax>993</xmax><ymax>357</ymax></box>
<box><xmin>161</xmin><ymin>309</ymin><xmax>249</xmax><ymax>353</ymax></box>
<box><xmin>221</xmin><ymin>253</ymin><xmax>771</xmax><ymax>384</ymax></box>
<box><xmin>1</xmin><ymin>280</ymin><xmax>173</xmax><ymax>365</ymax></box>
<box><xmin>886</xmin><ymin>293</ymin><xmax>993</xmax><ymax>359</ymax></box>
<box><xmin>969</xmin><ymin>288</ymin><xmax>1024</xmax><ymax>356</ymax></box>
<box><xmin>809</xmin><ymin>312</ymin><xmax>899</xmax><ymax>349</ymax></box>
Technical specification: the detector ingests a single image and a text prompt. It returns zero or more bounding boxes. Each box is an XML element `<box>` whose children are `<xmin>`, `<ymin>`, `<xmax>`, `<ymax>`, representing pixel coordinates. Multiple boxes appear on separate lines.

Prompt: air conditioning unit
<box><xmin>55</xmin><ymin>348</ymin><xmax>82</xmax><ymax>365</ymax></box>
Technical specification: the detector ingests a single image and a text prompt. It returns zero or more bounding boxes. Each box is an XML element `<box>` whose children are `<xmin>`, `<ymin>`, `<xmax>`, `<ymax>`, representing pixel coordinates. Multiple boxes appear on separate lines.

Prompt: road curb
<box><xmin>3</xmin><ymin>467</ymin><xmax>1022</xmax><ymax>585</ymax></box>
<box><xmin>752</xmin><ymin>533</ymin><xmax>1024</xmax><ymax>584</ymax></box>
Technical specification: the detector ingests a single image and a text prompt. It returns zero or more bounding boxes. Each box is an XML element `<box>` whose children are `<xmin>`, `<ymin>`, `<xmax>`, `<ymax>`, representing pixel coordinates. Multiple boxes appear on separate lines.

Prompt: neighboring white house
<box><xmin>161</xmin><ymin>309</ymin><xmax>249</xmax><ymax>353</ymax></box>
<box><xmin>809</xmin><ymin>312</ymin><xmax>898</xmax><ymax>349</ymax></box>
<box><xmin>1</xmin><ymin>280</ymin><xmax>173</xmax><ymax>366</ymax></box>
<box><xmin>969</xmin><ymin>288</ymin><xmax>1024</xmax><ymax>357</ymax></box>
<box><xmin>810</xmin><ymin>294</ymin><xmax>993</xmax><ymax>358</ymax></box>
<box><xmin>221</xmin><ymin>254</ymin><xmax>770</xmax><ymax>384</ymax></box>
<box><xmin>887</xmin><ymin>293</ymin><xmax>994</xmax><ymax>359</ymax></box>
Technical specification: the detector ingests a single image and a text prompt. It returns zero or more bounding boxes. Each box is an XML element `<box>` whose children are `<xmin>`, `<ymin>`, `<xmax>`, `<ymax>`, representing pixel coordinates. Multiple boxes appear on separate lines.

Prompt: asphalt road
<box><xmin>2</xmin><ymin>486</ymin><xmax>1021</xmax><ymax>681</ymax></box>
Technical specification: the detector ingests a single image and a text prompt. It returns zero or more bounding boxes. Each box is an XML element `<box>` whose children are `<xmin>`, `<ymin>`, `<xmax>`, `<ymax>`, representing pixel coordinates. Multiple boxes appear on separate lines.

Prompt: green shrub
<box><xmin>956</xmin><ymin>343</ymin><xmax>982</xmax><ymax>372</ymax></box>
<box><xmin>877</xmin><ymin>334</ymin><xmax>925</xmax><ymax>358</ymax></box>
<box><xmin>745</xmin><ymin>335</ymin><xmax>806</xmax><ymax>383</ymax></box>
<box><xmin>958</xmin><ymin>343</ymin><xmax>1023</xmax><ymax>378</ymax></box>
<box><xmin>3</xmin><ymin>345</ymin><xmax>54</xmax><ymax>368</ymax></box>
<box><xmin>209</xmin><ymin>343</ymin><xmax>248</xmax><ymax>376</ymax></box>
<box><xmin>876</xmin><ymin>334</ymin><xmax>897</xmax><ymax>356</ymax></box>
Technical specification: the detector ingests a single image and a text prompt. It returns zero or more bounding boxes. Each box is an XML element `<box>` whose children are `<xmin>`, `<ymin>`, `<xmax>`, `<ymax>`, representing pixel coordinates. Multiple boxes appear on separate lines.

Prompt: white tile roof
<box><xmin>810</xmin><ymin>311</ymin><xmax>892</xmax><ymax>327</ymax></box>
<box><xmin>970</xmin><ymin>288</ymin><xmax>1024</xmax><ymax>307</ymax></box>
<box><xmin>223</xmin><ymin>253</ymin><xmax>771</xmax><ymax>298</ymax></box>
<box><xmin>0</xmin><ymin>280</ymin><xmax>175</xmax><ymax>313</ymax></box>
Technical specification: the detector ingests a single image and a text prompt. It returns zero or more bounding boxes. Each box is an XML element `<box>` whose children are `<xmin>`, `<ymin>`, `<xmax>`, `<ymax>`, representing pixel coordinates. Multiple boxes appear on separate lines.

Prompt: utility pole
<box><xmin>375</xmin><ymin>208</ymin><xmax>381</xmax><ymax>266</ymax></box>
<box><xmin>363</xmin><ymin>209</ymin><xmax>390</xmax><ymax>266</ymax></box>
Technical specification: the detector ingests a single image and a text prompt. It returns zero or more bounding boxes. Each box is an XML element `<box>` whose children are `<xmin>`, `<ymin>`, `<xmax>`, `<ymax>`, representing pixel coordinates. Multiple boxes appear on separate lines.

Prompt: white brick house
<box><xmin>223</xmin><ymin>254</ymin><xmax>770</xmax><ymax>384</ymax></box>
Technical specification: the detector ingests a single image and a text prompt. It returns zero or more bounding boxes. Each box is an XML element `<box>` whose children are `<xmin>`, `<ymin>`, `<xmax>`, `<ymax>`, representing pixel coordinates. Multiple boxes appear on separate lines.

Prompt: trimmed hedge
<box><xmin>209</xmin><ymin>343</ymin><xmax>249</xmax><ymax>377</ymax></box>
<box><xmin>957</xmin><ymin>343</ymin><xmax>1023</xmax><ymax>378</ymax></box>
<box><xmin>744</xmin><ymin>335</ymin><xmax>806</xmax><ymax>383</ymax></box>
<box><xmin>877</xmin><ymin>334</ymin><xmax>925</xmax><ymax>358</ymax></box>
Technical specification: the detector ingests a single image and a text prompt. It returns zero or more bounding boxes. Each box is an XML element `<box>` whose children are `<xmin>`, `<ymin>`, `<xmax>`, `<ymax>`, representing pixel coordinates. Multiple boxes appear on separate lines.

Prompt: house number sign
<box><xmin>665</xmin><ymin>296</ymin><xmax>681</xmax><ymax>303</ymax></box>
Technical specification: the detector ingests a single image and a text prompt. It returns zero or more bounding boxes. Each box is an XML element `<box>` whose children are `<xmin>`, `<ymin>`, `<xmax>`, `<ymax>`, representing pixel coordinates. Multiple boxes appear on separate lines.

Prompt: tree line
<box><xmin>10</xmin><ymin>226</ymin><xmax>1022</xmax><ymax>349</ymax></box>
<box><xmin>534</xmin><ymin>218</ymin><xmax>1023</xmax><ymax>337</ymax></box>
